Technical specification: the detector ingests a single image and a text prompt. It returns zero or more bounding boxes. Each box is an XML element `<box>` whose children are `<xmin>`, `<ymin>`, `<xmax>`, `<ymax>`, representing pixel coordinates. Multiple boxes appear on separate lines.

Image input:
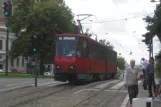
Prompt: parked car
<box><xmin>44</xmin><ymin>72</ymin><xmax>53</xmax><ymax>76</ymax></box>
<box><xmin>0</xmin><ymin>69</ymin><xmax>4</xmax><ymax>72</ymax></box>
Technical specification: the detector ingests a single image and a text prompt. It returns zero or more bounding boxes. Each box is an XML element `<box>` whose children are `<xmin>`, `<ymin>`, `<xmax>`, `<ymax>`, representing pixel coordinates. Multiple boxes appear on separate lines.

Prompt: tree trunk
<box><xmin>40</xmin><ymin>52</ymin><xmax>45</xmax><ymax>75</ymax></box>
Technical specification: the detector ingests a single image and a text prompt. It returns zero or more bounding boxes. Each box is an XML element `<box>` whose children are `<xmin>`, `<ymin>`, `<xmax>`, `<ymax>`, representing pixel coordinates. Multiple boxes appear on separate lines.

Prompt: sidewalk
<box><xmin>125</xmin><ymin>81</ymin><xmax>161</xmax><ymax>107</ymax></box>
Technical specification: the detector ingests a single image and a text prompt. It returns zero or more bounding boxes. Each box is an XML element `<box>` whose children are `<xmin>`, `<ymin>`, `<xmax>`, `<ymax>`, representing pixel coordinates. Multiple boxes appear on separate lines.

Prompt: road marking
<box><xmin>0</xmin><ymin>85</ymin><xmax>32</xmax><ymax>92</ymax></box>
<box><xmin>120</xmin><ymin>81</ymin><xmax>142</xmax><ymax>107</ymax></box>
<box><xmin>94</xmin><ymin>80</ymin><xmax>120</xmax><ymax>89</ymax></box>
<box><xmin>30</xmin><ymin>81</ymin><xmax>57</xmax><ymax>86</ymax></box>
<box><xmin>84</xmin><ymin>89</ymin><xmax>100</xmax><ymax>91</ymax></box>
<box><xmin>104</xmin><ymin>89</ymin><xmax>128</xmax><ymax>93</ymax></box>
<box><xmin>47</xmin><ymin>82</ymin><xmax>68</xmax><ymax>87</ymax></box>
<box><xmin>38</xmin><ymin>81</ymin><xmax>57</xmax><ymax>86</ymax></box>
<box><xmin>6</xmin><ymin>81</ymin><xmax>35</xmax><ymax>86</ymax></box>
<box><xmin>74</xmin><ymin>89</ymin><xmax>85</xmax><ymax>95</ymax></box>
<box><xmin>73</xmin><ymin>89</ymin><xmax>100</xmax><ymax>95</ymax></box>
<box><xmin>109</xmin><ymin>81</ymin><xmax>124</xmax><ymax>90</ymax></box>
<box><xmin>5</xmin><ymin>80</ymin><xmax>52</xmax><ymax>86</ymax></box>
<box><xmin>120</xmin><ymin>95</ymin><xmax>129</xmax><ymax>107</ymax></box>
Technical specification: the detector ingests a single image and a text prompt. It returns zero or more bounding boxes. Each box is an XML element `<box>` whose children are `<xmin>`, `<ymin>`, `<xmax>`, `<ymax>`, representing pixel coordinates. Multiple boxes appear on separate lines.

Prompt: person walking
<box><xmin>146</xmin><ymin>57</ymin><xmax>156</xmax><ymax>97</ymax></box>
<box><xmin>124</xmin><ymin>60</ymin><xmax>139</xmax><ymax>107</ymax></box>
<box><xmin>141</xmin><ymin>58</ymin><xmax>148</xmax><ymax>90</ymax></box>
<box><xmin>154</xmin><ymin>55</ymin><xmax>161</xmax><ymax>101</ymax></box>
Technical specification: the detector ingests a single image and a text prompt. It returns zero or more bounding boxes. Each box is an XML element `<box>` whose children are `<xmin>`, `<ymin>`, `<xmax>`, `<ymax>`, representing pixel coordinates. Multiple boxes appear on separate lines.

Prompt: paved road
<box><xmin>0</xmin><ymin>78</ymin><xmax>129</xmax><ymax>107</ymax></box>
<box><xmin>0</xmin><ymin>78</ymin><xmax>127</xmax><ymax>107</ymax></box>
<box><xmin>0</xmin><ymin>78</ymin><xmax>64</xmax><ymax>92</ymax></box>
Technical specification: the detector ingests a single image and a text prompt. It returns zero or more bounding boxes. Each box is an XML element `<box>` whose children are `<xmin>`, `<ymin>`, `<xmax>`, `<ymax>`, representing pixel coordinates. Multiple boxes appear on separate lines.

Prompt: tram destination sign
<box><xmin>57</xmin><ymin>36</ymin><xmax>76</xmax><ymax>41</ymax></box>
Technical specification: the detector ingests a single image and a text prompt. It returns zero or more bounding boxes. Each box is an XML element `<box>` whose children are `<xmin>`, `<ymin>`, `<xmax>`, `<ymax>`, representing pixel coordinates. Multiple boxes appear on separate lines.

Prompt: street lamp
<box><xmin>150</xmin><ymin>0</ymin><xmax>160</xmax><ymax>2</ymax></box>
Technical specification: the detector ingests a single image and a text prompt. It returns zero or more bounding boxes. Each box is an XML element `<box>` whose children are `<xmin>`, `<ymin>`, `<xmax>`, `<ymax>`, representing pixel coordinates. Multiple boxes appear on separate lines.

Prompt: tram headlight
<box><xmin>69</xmin><ymin>65</ymin><xmax>74</xmax><ymax>70</ymax></box>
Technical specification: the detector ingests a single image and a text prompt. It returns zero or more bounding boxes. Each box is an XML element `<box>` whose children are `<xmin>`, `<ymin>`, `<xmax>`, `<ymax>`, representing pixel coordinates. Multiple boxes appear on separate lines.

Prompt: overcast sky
<box><xmin>65</xmin><ymin>0</ymin><xmax>161</xmax><ymax>65</ymax></box>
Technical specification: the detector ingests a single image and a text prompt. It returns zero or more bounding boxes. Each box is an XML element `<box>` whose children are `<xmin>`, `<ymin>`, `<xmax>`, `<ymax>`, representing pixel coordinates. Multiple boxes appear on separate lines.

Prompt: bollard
<box><xmin>133</xmin><ymin>98</ymin><xmax>153</xmax><ymax>107</ymax></box>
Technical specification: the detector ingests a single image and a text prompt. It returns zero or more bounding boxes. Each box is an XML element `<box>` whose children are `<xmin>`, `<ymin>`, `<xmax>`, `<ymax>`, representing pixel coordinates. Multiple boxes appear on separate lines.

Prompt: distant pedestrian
<box><xmin>141</xmin><ymin>58</ymin><xmax>148</xmax><ymax>90</ymax></box>
<box><xmin>124</xmin><ymin>60</ymin><xmax>139</xmax><ymax>107</ymax></box>
<box><xmin>154</xmin><ymin>55</ymin><xmax>161</xmax><ymax>101</ymax></box>
<box><xmin>145</xmin><ymin>57</ymin><xmax>156</xmax><ymax>97</ymax></box>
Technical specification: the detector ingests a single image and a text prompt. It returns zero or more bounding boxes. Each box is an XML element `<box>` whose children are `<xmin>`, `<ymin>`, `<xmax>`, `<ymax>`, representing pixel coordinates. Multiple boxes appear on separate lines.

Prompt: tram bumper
<box><xmin>54</xmin><ymin>71</ymin><xmax>77</xmax><ymax>82</ymax></box>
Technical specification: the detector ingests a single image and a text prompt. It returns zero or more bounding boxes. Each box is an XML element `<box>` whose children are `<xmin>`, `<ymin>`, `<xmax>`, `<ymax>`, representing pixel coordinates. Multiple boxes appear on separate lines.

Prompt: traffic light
<box><xmin>33</xmin><ymin>48</ymin><xmax>36</xmax><ymax>52</ymax></box>
<box><xmin>3</xmin><ymin>1</ymin><xmax>12</xmax><ymax>17</ymax></box>
<box><xmin>142</xmin><ymin>34</ymin><xmax>146</xmax><ymax>43</ymax></box>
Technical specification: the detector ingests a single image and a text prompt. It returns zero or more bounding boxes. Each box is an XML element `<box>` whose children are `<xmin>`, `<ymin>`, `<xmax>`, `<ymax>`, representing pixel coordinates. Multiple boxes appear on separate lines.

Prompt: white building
<box><xmin>0</xmin><ymin>26</ymin><xmax>28</xmax><ymax>72</ymax></box>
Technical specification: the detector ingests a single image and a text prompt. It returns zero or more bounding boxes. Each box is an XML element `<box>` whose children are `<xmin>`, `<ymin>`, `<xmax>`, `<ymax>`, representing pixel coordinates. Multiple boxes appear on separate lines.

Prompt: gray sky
<box><xmin>65</xmin><ymin>0</ymin><xmax>161</xmax><ymax>64</ymax></box>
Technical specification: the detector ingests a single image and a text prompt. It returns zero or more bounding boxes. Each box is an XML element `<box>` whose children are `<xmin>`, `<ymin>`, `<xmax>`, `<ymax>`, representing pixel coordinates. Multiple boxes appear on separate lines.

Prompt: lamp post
<box><xmin>150</xmin><ymin>0</ymin><xmax>160</xmax><ymax>2</ymax></box>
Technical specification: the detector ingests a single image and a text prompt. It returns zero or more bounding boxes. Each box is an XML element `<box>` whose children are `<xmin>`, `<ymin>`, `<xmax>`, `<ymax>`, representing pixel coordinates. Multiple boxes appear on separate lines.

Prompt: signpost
<box><xmin>32</xmin><ymin>55</ymin><xmax>37</xmax><ymax>87</ymax></box>
<box><xmin>3</xmin><ymin>1</ymin><xmax>12</xmax><ymax>76</ymax></box>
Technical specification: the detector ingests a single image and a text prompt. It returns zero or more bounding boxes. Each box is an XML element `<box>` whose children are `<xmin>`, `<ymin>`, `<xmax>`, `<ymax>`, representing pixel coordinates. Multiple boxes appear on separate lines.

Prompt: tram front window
<box><xmin>56</xmin><ymin>36</ymin><xmax>77</xmax><ymax>57</ymax></box>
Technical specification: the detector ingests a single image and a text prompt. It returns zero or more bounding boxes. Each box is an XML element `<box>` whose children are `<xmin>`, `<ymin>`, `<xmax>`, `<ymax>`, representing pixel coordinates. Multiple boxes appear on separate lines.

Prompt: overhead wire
<box><xmin>81</xmin><ymin>13</ymin><xmax>154</xmax><ymax>24</ymax></box>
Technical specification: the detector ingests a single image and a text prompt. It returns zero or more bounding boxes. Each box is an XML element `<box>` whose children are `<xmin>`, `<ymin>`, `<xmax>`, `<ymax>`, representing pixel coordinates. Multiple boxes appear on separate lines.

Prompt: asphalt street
<box><xmin>0</xmin><ymin>78</ymin><xmax>127</xmax><ymax>107</ymax></box>
<box><xmin>0</xmin><ymin>77</ymin><xmax>131</xmax><ymax>107</ymax></box>
<box><xmin>0</xmin><ymin>78</ymin><xmax>64</xmax><ymax>92</ymax></box>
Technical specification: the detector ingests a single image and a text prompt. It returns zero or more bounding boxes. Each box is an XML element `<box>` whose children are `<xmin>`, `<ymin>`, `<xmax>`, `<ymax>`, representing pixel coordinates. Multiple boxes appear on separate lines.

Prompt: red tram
<box><xmin>54</xmin><ymin>34</ymin><xmax>117</xmax><ymax>84</ymax></box>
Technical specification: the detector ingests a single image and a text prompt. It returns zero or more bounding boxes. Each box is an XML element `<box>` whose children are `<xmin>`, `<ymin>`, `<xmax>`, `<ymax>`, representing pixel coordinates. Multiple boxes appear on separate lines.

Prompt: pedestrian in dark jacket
<box><xmin>146</xmin><ymin>57</ymin><xmax>156</xmax><ymax>97</ymax></box>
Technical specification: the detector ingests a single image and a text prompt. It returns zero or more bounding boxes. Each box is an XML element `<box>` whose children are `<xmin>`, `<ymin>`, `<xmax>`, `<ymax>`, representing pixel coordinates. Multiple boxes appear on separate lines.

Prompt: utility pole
<box><xmin>152</xmin><ymin>38</ymin><xmax>153</xmax><ymax>58</ymax></box>
<box><xmin>4</xmin><ymin>1</ymin><xmax>12</xmax><ymax>76</ymax></box>
<box><xmin>76</xmin><ymin>14</ymin><xmax>96</xmax><ymax>34</ymax></box>
<box><xmin>5</xmin><ymin>21</ymin><xmax>9</xmax><ymax>76</ymax></box>
<box><xmin>34</xmin><ymin>55</ymin><xmax>37</xmax><ymax>87</ymax></box>
<box><xmin>32</xmin><ymin>35</ymin><xmax>38</xmax><ymax>87</ymax></box>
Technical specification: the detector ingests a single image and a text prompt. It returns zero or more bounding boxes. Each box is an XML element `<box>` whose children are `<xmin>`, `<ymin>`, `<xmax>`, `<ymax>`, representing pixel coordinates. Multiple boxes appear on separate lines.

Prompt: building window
<box><xmin>22</xmin><ymin>58</ymin><xmax>24</xmax><ymax>67</ymax></box>
<box><xmin>0</xmin><ymin>64</ymin><xmax>2</xmax><ymax>69</ymax></box>
<box><xmin>17</xmin><ymin>58</ymin><xmax>19</xmax><ymax>67</ymax></box>
<box><xmin>11</xmin><ymin>58</ymin><xmax>14</xmax><ymax>67</ymax></box>
<box><xmin>0</xmin><ymin>40</ymin><xmax>2</xmax><ymax>50</ymax></box>
<box><xmin>0</xmin><ymin>55</ymin><xmax>2</xmax><ymax>59</ymax></box>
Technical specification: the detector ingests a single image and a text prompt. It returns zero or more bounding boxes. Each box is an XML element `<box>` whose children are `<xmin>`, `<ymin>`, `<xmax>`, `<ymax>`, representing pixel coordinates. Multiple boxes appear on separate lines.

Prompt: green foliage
<box><xmin>117</xmin><ymin>56</ymin><xmax>126</xmax><ymax>70</ymax></box>
<box><xmin>10</xmin><ymin>0</ymin><xmax>79</xmax><ymax>74</ymax></box>
<box><xmin>99</xmin><ymin>39</ymin><xmax>114</xmax><ymax>50</ymax></box>
<box><xmin>143</xmin><ymin>3</ymin><xmax>161</xmax><ymax>43</ymax></box>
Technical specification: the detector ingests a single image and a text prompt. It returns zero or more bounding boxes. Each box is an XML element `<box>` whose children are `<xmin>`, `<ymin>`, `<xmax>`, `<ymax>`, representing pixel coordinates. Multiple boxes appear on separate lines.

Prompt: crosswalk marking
<box><xmin>5</xmin><ymin>80</ymin><xmax>50</xmax><ymax>87</ymax></box>
<box><xmin>109</xmin><ymin>81</ymin><xmax>124</xmax><ymax>90</ymax></box>
<box><xmin>94</xmin><ymin>80</ymin><xmax>120</xmax><ymax>89</ymax></box>
<box><xmin>104</xmin><ymin>89</ymin><xmax>128</xmax><ymax>93</ymax></box>
<box><xmin>38</xmin><ymin>81</ymin><xmax>58</xmax><ymax>86</ymax></box>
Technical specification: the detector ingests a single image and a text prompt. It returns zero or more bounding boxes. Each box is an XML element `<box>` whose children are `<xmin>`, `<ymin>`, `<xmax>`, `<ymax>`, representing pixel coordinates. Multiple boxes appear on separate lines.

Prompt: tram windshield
<box><xmin>56</xmin><ymin>36</ymin><xmax>77</xmax><ymax>57</ymax></box>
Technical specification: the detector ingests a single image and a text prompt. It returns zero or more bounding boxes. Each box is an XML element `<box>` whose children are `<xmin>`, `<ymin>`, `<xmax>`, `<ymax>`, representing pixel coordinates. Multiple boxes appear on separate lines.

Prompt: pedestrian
<box><xmin>154</xmin><ymin>55</ymin><xmax>161</xmax><ymax>101</ymax></box>
<box><xmin>141</xmin><ymin>58</ymin><xmax>148</xmax><ymax>90</ymax></box>
<box><xmin>124</xmin><ymin>60</ymin><xmax>139</xmax><ymax>107</ymax></box>
<box><xmin>145</xmin><ymin>57</ymin><xmax>156</xmax><ymax>97</ymax></box>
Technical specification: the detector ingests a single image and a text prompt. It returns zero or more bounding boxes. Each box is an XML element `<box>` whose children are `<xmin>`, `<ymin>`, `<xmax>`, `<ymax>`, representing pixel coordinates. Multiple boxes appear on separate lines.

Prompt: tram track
<box><xmin>73</xmin><ymin>80</ymin><xmax>124</xmax><ymax>107</ymax></box>
<box><xmin>0</xmin><ymin>82</ymin><xmax>74</xmax><ymax>107</ymax></box>
<box><xmin>102</xmin><ymin>87</ymin><xmax>125</xmax><ymax>107</ymax></box>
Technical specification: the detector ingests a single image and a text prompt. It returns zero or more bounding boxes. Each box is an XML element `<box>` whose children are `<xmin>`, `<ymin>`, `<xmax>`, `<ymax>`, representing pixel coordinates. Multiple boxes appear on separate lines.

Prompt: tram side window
<box><xmin>101</xmin><ymin>48</ymin><xmax>104</xmax><ymax>60</ymax></box>
<box><xmin>109</xmin><ymin>51</ymin><xmax>111</xmax><ymax>62</ymax></box>
<box><xmin>78</xmin><ymin>40</ymin><xmax>82</xmax><ymax>57</ymax></box>
<box><xmin>97</xmin><ymin>47</ymin><xmax>100</xmax><ymax>59</ymax></box>
<box><xmin>111</xmin><ymin>51</ymin><xmax>114</xmax><ymax>63</ymax></box>
<box><xmin>89</xmin><ymin>42</ymin><xmax>92</xmax><ymax>58</ymax></box>
<box><xmin>106</xmin><ymin>49</ymin><xmax>109</xmax><ymax>61</ymax></box>
<box><xmin>80</xmin><ymin>39</ymin><xmax>88</xmax><ymax>57</ymax></box>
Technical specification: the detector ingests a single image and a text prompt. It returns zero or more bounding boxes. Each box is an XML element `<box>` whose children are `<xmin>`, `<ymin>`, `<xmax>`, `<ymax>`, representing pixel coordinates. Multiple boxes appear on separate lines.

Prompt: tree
<box><xmin>99</xmin><ymin>39</ymin><xmax>114</xmax><ymax>50</ymax></box>
<box><xmin>143</xmin><ymin>3</ymin><xmax>161</xmax><ymax>43</ymax></box>
<box><xmin>10</xmin><ymin>0</ymin><xmax>78</xmax><ymax>75</ymax></box>
<box><xmin>117</xmin><ymin>56</ymin><xmax>126</xmax><ymax>70</ymax></box>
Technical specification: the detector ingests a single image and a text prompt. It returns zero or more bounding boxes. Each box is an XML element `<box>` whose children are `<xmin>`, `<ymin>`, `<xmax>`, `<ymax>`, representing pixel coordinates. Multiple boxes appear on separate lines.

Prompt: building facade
<box><xmin>0</xmin><ymin>26</ymin><xmax>28</xmax><ymax>72</ymax></box>
<box><xmin>0</xmin><ymin>0</ymin><xmax>28</xmax><ymax>72</ymax></box>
